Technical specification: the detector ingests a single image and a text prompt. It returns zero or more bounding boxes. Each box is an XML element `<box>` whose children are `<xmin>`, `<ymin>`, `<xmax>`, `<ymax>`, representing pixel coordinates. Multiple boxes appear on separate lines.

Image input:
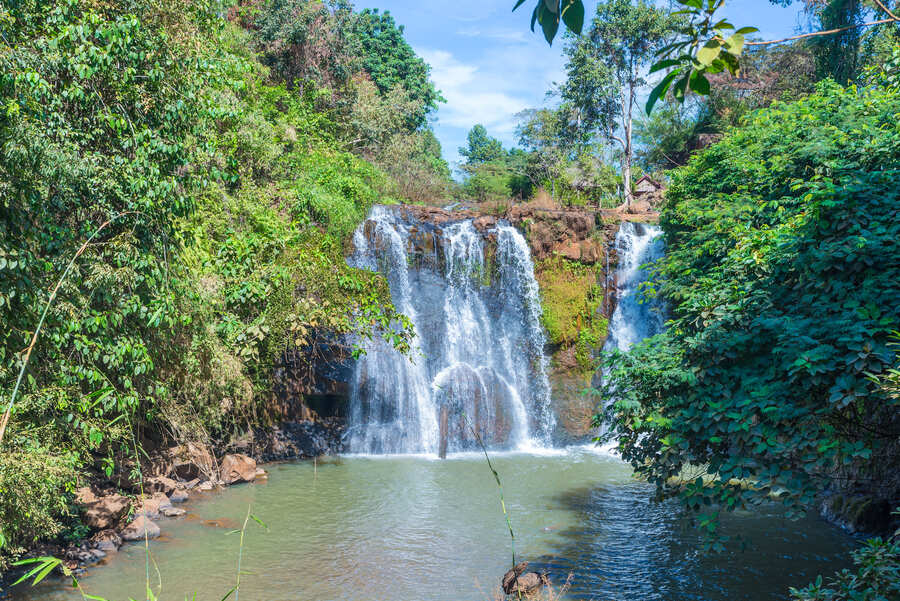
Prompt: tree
<box><xmin>559</xmin><ymin>0</ymin><xmax>679</xmax><ymax>209</ymax></box>
<box><xmin>459</xmin><ymin>124</ymin><xmax>505</xmax><ymax>164</ymax></box>
<box><xmin>599</xmin><ymin>81</ymin><xmax>900</xmax><ymax>543</ymax></box>
<box><xmin>351</xmin><ymin>8</ymin><xmax>443</xmax><ymax>129</ymax></box>
<box><xmin>514</xmin><ymin>0</ymin><xmax>900</xmax><ymax>109</ymax></box>
<box><xmin>515</xmin><ymin>108</ymin><xmax>568</xmax><ymax>200</ymax></box>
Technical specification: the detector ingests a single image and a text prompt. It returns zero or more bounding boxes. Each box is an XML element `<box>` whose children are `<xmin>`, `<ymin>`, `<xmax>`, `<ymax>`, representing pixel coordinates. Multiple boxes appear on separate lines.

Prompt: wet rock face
<box><xmin>821</xmin><ymin>495</ymin><xmax>896</xmax><ymax>534</ymax></box>
<box><xmin>252</xmin><ymin>420</ymin><xmax>344</xmax><ymax>462</ymax></box>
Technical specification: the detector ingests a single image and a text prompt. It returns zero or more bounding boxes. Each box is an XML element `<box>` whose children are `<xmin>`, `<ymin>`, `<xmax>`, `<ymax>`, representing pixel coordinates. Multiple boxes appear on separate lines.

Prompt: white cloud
<box><xmin>420</xmin><ymin>49</ymin><xmax>531</xmax><ymax>137</ymax></box>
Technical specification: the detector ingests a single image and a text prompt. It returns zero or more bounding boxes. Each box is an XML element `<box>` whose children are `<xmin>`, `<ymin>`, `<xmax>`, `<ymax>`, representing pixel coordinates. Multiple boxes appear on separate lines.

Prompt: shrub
<box><xmin>0</xmin><ymin>447</ymin><xmax>79</xmax><ymax>567</ymax></box>
<box><xmin>599</xmin><ymin>81</ymin><xmax>900</xmax><ymax>540</ymax></box>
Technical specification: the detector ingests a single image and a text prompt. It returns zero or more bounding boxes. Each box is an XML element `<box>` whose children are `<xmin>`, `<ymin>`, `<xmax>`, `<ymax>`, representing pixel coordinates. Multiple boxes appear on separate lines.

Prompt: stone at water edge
<box><xmin>502</xmin><ymin>562</ymin><xmax>547</xmax><ymax>596</ymax></box>
<box><xmin>502</xmin><ymin>561</ymin><xmax>529</xmax><ymax>593</ymax></box>
<box><xmin>220</xmin><ymin>453</ymin><xmax>257</xmax><ymax>485</ymax></box>
<box><xmin>120</xmin><ymin>515</ymin><xmax>160</xmax><ymax>541</ymax></box>
<box><xmin>146</xmin><ymin>475</ymin><xmax>178</xmax><ymax>495</ymax></box>
<box><xmin>167</xmin><ymin>442</ymin><xmax>215</xmax><ymax>481</ymax></box>
<box><xmin>506</xmin><ymin>572</ymin><xmax>546</xmax><ymax>595</ymax></box>
<box><xmin>91</xmin><ymin>529</ymin><xmax>122</xmax><ymax>552</ymax></box>
<box><xmin>81</xmin><ymin>494</ymin><xmax>130</xmax><ymax>530</ymax></box>
<box><xmin>169</xmin><ymin>489</ymin><xmax>189</xmax><ymax>503</ymax></box>
<box><xmin>135</xmin><ymin>491</ymin><xmax>173</xmax><ymax>519</ymax></box>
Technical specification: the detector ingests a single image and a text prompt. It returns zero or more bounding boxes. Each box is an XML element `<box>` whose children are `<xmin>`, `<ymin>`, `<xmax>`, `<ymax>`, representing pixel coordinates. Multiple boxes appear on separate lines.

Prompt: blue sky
<box><xmin>354</xmin><ymin>1</ymin><xmax>809</xmax><ymax>171</ymax></box>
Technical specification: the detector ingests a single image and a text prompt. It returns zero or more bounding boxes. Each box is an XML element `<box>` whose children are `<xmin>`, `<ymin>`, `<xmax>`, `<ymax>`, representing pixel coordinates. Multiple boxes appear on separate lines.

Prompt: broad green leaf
<box><xmin>561</xmin><ymin>0</ymin><xmax>584</xmax><ymax>35</ymax></box>
<box><xmin>646</xmin><ymin>68</ymin><xmax>680</xmax><ymax>114</ymax></box>
<box><xmin>650</xmin><ymin>59</ymin><xmax>681</xmax><ymax>74</ymax></box>
<box><xmin>689</xmin><ymin>70</ymin><xmax>710</xmax><ymax>95</ymax></box>
<box><xmin>539</xmin><ymin>5</ymin><xmax>560</xmax><ymax>44</ymax></box>
<box><xmin>697</xmin><ymin>41</ymin><xmax>722</xmax><ymax>66</ymax></box>
<box><xmin>723</xmin><ymin>33</ymin><xmax>745</xmax><ymax>56</ymax></box>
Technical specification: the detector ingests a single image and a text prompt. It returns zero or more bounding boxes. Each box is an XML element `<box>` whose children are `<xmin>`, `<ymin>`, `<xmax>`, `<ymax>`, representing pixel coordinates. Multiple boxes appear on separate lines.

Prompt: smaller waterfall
<box><xmin>603</xmin><ymin>222</ymin><xmax>666</xmax><ymax>353</ymax></box>
<box><xmin>346</xmin><ymin>206</ymin><xmax>554</xmax><ymax>455</ymax></box>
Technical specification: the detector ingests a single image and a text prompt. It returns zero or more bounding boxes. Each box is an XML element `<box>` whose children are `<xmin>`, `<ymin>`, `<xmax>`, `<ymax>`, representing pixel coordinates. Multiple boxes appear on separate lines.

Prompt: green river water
<box><xmin>12</xmin><ymin>448</ymin><xmax>856</xmax><ymax>601</ymax></box>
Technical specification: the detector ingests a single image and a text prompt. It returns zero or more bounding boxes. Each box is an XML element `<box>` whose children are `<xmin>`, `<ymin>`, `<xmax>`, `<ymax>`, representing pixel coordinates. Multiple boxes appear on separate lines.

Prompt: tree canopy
<box><xmin>599</xmin><ymin>80</ymin><xmax>900</xmax><ymax>543</ymax></box>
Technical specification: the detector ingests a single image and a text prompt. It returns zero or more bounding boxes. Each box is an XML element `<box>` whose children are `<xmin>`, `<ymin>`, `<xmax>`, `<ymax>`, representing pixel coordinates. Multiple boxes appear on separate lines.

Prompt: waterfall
<box><xmin>603</xmin><ymin>221</ymin><xmax>666</xmax><ymax>353</ymax></box>
<box><xmin>347</xmin><ymin>206</ymin><xmax>554</xmax><ymax>455</ymax></box>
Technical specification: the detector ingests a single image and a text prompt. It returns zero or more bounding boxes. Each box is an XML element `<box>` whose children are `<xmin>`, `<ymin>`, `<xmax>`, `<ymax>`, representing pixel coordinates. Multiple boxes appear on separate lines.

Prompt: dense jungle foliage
<box><xmin>599</xmin><ymin>80</ymin><xmax>900</xmax><ymax>542</ymax></box>
<box><xmin>0</xmin><ymin>0</ymin><xmax>447</xmax><ymax>565</ymax></box>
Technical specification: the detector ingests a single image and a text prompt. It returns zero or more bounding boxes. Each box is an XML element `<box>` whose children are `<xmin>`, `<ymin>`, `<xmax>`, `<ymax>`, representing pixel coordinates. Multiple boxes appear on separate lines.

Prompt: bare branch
<box><xmin>747</xmin><ymin>17</ymin><xmax>897</xmax><ymax>46</ymax></box>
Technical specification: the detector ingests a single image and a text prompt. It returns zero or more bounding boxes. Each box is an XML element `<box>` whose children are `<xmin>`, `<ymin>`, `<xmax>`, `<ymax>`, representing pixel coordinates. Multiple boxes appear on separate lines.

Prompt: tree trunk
<box><xmin>622</xmin><ymin>83</ymin><xmax>634</xmax><ymax>211</ymax></box>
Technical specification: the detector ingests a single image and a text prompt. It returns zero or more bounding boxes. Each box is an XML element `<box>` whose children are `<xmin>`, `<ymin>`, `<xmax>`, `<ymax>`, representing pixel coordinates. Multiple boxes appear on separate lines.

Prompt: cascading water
<box><xmin>347</xmin><ymin>206</ymin><xmax>554</xmax><ymax>454</ymax></box>
<box><xmin>603</xmin><ymin>221</ymin><xmax>666</xmax><ymax>353</ymax></box>
<box><xmin>593</xmin><ymin>221</ymin><xmax>666</xmax><ymax>449</ymax></box>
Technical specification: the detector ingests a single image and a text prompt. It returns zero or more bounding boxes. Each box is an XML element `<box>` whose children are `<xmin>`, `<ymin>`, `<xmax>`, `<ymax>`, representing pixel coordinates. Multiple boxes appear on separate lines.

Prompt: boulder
<box><xmin>91</xmin><ymin>529</ymin><xmax>122</xmax><ymax>553</ymax></box>
<box><xmin>502</xmin><ymin>562</ymin><xmax>547</xmax><ymax>596</ymax></box>
<box><xmin>75</xmin><ymin>487</ymin><xmax>98</xmax><ymax>505</ymax></box>
<box><xmin>502</xmin><ymin>561</ymin><xmax>529</xmax><ymax>593</ymax></box>
<box><xmin>161</xmin><ymin>505</ymin><xmax>186</xmax><ymax>518</ymax></box>
<box><xmin>169</xmin><ymin>489</ymin><xmax>189</xmax><ymax>503</ymax></box>
<box><xmin>135</xmin><ymin>492</ymin><xmax>173</xmax><ymax>519</ymax></box>
<box><xmin>167</xmin><ymin>442</ymin><xmax>215</xmax><ymax>481</ymax></box>
<box><xmin>146</xmin><ymin>476</ymin><xmax>178</xmax><ymax>496</ymax></box>
<box><xmin>82</xmin><ymin>494</ymin><xmax>130</xmax><ymax>530</ymax></box>
<box><xmin>506</xmin><ymin>572</ymin><xmax>546</xmax><ymax>595</ymax></box>
<box><xmin>120</xmin><ymin>516</ymin><xmax>160</xmax><ymax>541</ymax></box>
<box><xmin>219</xmin><ymin>453</ymin><xmax>257</xmax><ymax>485</ymax></box>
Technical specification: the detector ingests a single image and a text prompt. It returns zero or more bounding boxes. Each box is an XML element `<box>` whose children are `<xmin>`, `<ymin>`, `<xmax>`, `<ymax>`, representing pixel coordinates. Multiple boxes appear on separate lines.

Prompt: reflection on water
<box><xmin>12</xmin><ymin>450</ymin><xmax>856</xmax><ymax>601</ymax></box>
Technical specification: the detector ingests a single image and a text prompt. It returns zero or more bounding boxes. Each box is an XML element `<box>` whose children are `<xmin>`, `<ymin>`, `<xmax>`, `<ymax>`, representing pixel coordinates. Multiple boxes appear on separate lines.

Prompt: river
<box><xmin>14</xmin><ymin>448</ymin><xmax>855</xmax><ymax>601</ymax></box>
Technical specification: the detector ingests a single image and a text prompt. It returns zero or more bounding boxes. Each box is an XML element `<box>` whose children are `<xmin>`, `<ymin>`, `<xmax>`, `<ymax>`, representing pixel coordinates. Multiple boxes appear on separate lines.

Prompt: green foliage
<box><xmin>0</xmin><ymin>0</ymin><xmax>419</xmax><ymax>565</ymax></box>
<box><xmin>790</xmin><ymin>523</ymin><xmax>900</xmax><ymax>601</ymax></box>
<box><xmin>254</xmin><ymin>0</ymin><xmax>360</xmax><ymax>96</ymax></box>
<box><xmin>513</xmin><ymin>0</ymin><xmax>585</xmax><ymax>45</ymax></box>
<box><xmin>460</xmin><ymin>124</ymin><xmax>505</xmax><ymax>165</ymax></box>
<box><xmin>562</xmin><ymin>0</ymin><xmax>683</xmax><ymax>128</ymax></box>
<box><xmin>536</xmin><ymin>257</ymin><xmax>607</xmax><ymax>372</ymax></box>
<box><xmin>0</xmin><ymin>447</ymin><xmax>79</xmax><ymax>567</ymax></box>
<box><xmin>599</xmin><ymin>81</ymin><xmax>900</xmax><ymax>540</ymax></box>
<box><xmin>352</xmin><ymin>8</ymin><xmax>442</xmax><ymax>128</ymax></box>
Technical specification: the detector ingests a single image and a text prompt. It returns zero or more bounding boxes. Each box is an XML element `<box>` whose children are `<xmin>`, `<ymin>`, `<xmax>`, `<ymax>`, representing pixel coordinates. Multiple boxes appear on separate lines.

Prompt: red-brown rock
<box><xmin>219</xmin><ymin>453</ymin><xmax>257</xmax><ymax>485</ymax></box>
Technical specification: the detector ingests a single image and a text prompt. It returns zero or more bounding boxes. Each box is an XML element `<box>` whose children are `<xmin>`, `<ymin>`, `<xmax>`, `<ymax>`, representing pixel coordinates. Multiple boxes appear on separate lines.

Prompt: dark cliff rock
<box><xmin>252</xmin><ymin>419</ymin><xmax>345</xmax><ymax>462</ymax></box>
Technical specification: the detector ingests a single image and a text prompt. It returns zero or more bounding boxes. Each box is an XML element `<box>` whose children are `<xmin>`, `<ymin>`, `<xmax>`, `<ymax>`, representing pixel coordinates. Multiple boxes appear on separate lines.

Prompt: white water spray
<box><xmin>347</xmin><ymin>207</ymin><xmax>554</xmax><ymax>454</ymax></box>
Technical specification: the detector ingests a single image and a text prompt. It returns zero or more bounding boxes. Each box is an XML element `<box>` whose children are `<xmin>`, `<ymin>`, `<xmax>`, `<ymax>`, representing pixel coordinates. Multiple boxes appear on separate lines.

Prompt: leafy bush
<box><xmin>790</xmin><ymin>523</ymin><xmax>900</xmax><ymax>601</ymax></box>
<box><xmin>599</xmin><ymin>81</ymin><xmax>900</xmax><ymax>539</ymax></box>
<box><xmin>0</xmin><ymin>447</ymin><xmax>79</xmax><ymax>567</ymax></box>
<box><xmin>0</xmin><ymin>0</ymin><xmax>415</xmax><ymax>565</ymax></box>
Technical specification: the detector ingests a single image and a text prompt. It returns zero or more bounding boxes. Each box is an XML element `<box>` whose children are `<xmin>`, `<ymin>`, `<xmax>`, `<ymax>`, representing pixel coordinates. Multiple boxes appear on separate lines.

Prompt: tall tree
<box><xmin>515</xmin><ymin>108</ymin><xmax>568</xmax><ymax>200</ymax></box>
<box><xmin>459</xmin><ymin>124</ymin><xmax>504</xmax><ymax>164</ymax></box>
<box><xmin>351</xmin><ymin>8</ymin><xmax>442</xmax><ymax>129</ymax></box>
<box><xmin>559</xmin><ymin>0</ymin><xmax>679</xmax><ymax>209</ymax></box>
